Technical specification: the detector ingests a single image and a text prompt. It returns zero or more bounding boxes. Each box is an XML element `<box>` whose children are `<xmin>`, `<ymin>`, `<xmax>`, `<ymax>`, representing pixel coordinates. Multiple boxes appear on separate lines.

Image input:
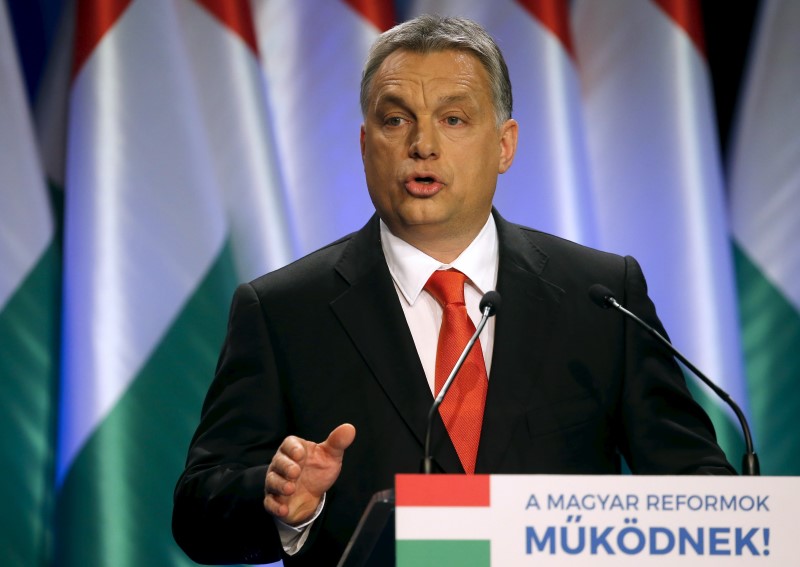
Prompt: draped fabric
<box><xmin>2</xmin><ymin>1</ymin><xmax>797</xmax><ymax>565</ymax></box>
<box><xmin>0</xmin><ymin>2</ymin><xmax>58</xmax><ymax>564</ymax></box>
<box><xmin>728</xmin><ymin>0</ymin><xmax>800</xmax><ymax>476</ymax></box>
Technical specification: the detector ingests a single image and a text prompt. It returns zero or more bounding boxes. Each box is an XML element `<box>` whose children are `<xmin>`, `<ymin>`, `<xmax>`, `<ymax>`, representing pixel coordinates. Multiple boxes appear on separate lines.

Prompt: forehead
<box><xmin>369</xmin><ymin>49</ymin><xmax>492</xmax><ymax>103</ymax></box>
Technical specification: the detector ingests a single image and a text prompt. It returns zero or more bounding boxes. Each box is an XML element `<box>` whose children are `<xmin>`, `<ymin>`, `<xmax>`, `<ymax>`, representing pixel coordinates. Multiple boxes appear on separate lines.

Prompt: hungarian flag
<box><xmin>14</xmin><ymin>1</ymin><xmax>796</xmax><ymax>565</ymax></box>
<box><xmin>251</xmin><ymin>0</ymin><xmax>393</xmax><ymax>255</ymax></box>
<box><xmin>396</xmin><ymin>474</ymin><xmax>492</xmax><ymax>566</ymax></box>
<box><xmin>572</xmin><ymin>0</ymin><xmax>749</xmax><ymax>466</ymax></box>
<box><xmin>55</xmin><ymin>1</ymin><xmax>294</xmax><ymax>564</ymax></box>
<box><xmin>729</xmin><ymin>0</ymin><xmax>800</xmax><ymax>475</ymax></box>
<box><xmin>0</xmin><ymin>2</ymin><xmax>59</xmax><ymax>565</ymax></box>
<box><xmin>51</xmin><ymin>1</ymin><xmax>396</xmax><ymax>565</ymax></box>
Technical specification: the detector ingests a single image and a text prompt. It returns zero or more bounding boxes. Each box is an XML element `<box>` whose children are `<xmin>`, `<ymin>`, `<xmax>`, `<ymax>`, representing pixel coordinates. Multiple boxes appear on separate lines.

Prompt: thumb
<box><xmin>322</xmin><ymin>423</ymin><xmax>356</xmax><ymax>458</ymax></box>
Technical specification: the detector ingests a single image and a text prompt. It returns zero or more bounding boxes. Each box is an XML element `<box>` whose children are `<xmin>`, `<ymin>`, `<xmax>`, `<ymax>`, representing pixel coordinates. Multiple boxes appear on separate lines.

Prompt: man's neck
<box><xmin>385</xmin><ymin>219</ymin><xmax>490</xmax><ymax>265</ymax></box>
<box><xmin>407</xmin><ymin>240</ymin><xmax>471</xmax><ymax>265</ymax></box>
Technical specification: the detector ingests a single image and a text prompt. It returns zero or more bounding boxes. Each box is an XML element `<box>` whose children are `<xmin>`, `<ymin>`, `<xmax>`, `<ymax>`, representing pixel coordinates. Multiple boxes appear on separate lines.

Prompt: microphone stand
<box><xmin>590</xmin><ymin>284</ymin><xmax>760</xmax><ymax>475</ymax></box>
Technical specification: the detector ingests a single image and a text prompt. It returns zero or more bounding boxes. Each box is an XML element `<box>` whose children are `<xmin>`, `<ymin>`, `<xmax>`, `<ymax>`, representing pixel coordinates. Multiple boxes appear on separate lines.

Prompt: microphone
<box><xmin>588</xmin><ymin>284</ymin><xmax>759</xmax><ymax>475</ymax></box>
<box><xmin>422</xmin><ymin>291</ymin><xmax>501</xmax><ymax>474</ymax></box>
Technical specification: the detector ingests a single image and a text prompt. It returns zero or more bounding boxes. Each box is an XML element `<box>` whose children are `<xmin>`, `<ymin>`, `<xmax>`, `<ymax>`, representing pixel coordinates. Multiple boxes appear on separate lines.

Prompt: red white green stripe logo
<box><xmin>396</xmin><ymin>474</ymin><xmax>491</xmax><ymax>567</ymax></box>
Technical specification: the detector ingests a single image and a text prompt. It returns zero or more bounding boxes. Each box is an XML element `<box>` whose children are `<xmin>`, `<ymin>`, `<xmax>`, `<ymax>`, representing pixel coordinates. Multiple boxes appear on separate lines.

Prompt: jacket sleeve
<box><xmin>172</xmin><ymin>282</ymin><xmax>287</xmax><ymax>564</ymax></box>
<box><xmin>616</xmin><ymin>256</ymin><xmax>736</xmax><ymax>475</ymax></box>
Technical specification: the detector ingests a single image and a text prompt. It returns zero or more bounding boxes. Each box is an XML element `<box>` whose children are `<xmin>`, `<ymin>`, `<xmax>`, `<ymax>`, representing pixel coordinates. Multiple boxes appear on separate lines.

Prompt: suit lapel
<box><xmin>329</xmin><ymin>216</ymin><xmax>463</xmax><ymax>473</ymax></box>
<box><xmin>476</xmin><ymin>213</ymin><xmax>565</xmax><ymax>472</ymax></box>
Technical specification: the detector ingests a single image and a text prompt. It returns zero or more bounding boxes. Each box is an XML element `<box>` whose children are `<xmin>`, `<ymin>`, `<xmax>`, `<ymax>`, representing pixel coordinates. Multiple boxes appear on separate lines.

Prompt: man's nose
<box><xmin>409</xmin><ymin>120</ymin><xmax>439</xmax><ymax>159</ymax></box>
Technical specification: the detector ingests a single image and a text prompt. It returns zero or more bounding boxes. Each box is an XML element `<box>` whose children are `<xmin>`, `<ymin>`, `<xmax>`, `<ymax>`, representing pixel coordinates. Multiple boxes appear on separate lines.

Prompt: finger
<box><xmin>278</xmin><ymin>435</ymin><xmax>307</xmax><ymax>464</ymax></box>
<box><xmin>269</xmin><ymin>452</ymin><xmax>302</xmax><ymax>481</ymax></box>
<box><xmin>321</xmin><ymin>423</ymin><xmax>356</xmax><ymax>458</ymax></box>
<box><xmin>265</xmin><ymin>469</ymin><xmax>297</xmax><ymax>497</ymax></box>
<box><xmin>263</xmin><ymin>493</ymin><xmax>289</xmax><ymax>518</ymax></box>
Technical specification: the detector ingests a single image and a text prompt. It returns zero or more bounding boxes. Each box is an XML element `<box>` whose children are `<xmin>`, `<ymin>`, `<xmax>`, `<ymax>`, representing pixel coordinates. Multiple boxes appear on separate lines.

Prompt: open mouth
<box><xmin>405</xmin><ymin>175</ymin><xmax>443</xmax><ymax>196</ymax></box>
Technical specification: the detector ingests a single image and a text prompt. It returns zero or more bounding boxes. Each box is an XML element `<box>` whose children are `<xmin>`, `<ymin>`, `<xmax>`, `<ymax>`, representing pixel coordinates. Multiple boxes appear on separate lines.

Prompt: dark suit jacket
<box><xmin>172</xmin><ymin>211</ymin><xmax>734</xmax><ymax>565</ymax></box>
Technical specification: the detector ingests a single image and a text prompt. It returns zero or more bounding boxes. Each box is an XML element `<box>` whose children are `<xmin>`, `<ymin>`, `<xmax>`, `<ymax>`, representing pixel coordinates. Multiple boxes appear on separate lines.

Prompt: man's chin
<box><xmin>383</xmin><ymin>214</ymin><xmax>459</xmax><ymax>245</ymax></box>
<box><xmin>388</xmin><ymin>209</ymin><xmax>450</xmax><ymax>232</ymax></box>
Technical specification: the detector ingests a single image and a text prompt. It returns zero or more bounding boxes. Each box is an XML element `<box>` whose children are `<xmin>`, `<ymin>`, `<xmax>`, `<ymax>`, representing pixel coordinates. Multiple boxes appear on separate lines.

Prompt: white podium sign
<box><xmin>395</xmin><ymin>474</ymin><xmax>800</xmax><ymax>566</ymax></box>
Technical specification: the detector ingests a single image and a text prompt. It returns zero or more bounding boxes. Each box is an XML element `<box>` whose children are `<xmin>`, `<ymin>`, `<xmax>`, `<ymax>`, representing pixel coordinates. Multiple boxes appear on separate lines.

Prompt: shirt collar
<box><xmin>380</xmin><ymin>214</ymin><xmax>498</xmax><ymax>305</ymax></box>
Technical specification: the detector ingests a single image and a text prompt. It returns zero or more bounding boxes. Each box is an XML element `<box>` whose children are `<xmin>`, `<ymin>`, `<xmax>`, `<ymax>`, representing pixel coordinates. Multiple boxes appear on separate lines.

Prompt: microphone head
<box><xmin>588</xmin><ymin>284</ymin><xmax>615</xmax><ymax>309</ymax></box>
<box><xmin>479</xmin><ymin>291</ymin><xmax>502</xmax><ymax>317</ymax></box>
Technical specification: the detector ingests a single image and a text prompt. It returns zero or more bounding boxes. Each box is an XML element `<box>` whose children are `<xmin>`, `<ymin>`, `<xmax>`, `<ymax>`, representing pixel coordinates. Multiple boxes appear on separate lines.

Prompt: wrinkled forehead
<box><xmin>368</xmin><ymin>49</ymin><xmax>491</xmax><ymax>105</ymax></box>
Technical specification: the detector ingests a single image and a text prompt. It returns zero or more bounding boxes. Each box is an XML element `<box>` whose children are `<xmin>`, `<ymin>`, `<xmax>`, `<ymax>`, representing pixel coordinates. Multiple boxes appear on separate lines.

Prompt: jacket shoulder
<box><xmin>247</xmin><ymin>232</ymin><xmax>356</xmax><ymax>299</ymax></box>
<box><xmin>509</xmin><ymin>221</ymin><xmax>629</xmax><ymax>276</ymax></box>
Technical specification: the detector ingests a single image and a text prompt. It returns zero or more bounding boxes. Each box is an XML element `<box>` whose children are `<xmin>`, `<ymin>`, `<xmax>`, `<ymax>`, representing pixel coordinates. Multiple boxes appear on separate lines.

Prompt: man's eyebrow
<box><xmin>437</xmin><ymin>94</ymin><xmax>474</xmax><ymax>106</ymax></box>
<box><xmin>375</xmin><ymin>93</ymin><xmax>410</xmax><ymax>109</ymax></box>
<box><xmin>373</xmin><ymin>92</ymin><xmax>477</xmax><ymax>112</ymax></box>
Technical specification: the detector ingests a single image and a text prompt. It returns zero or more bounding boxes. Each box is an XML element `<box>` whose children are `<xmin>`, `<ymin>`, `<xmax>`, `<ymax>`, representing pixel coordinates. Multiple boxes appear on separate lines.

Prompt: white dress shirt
<box><xmin>379</xmin><ymin>214</ymin><xmax>500</xmax><ymax>390</ymax></box>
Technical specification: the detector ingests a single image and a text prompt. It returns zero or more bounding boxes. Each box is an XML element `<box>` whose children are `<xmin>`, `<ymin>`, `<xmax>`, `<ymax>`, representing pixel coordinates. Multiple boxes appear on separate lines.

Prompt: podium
<box><xmin>340</xmin><ymin>474</ymin><xmax>800</xmax><ymax>566</ymax></box>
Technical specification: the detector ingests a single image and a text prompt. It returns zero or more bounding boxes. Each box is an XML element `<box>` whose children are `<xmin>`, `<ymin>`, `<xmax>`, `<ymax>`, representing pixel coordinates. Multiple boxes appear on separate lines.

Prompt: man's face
<box><xmin>360</xmin><ymin>49</ymin><xmax>517</xmax><ymax>250</ymax></box>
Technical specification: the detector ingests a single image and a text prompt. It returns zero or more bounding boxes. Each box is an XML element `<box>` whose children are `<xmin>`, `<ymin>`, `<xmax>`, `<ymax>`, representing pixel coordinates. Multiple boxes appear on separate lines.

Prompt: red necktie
<box><xmin>424</xmin><ymin>269</ymin><xmax>488</xmax><ymax>474</ymax></box>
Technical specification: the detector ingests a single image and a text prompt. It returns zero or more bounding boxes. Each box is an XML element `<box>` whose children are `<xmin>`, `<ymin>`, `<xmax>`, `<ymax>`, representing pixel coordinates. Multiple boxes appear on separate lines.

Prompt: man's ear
<box><xmin>498</xmin><ymin>118</ymin><xmax>518</xmax><ymax>174</ymax></box>
<box><xmin>360</xmin><ymin>124</ymin><xmax>367</xmax><ymax>162</ymax></box>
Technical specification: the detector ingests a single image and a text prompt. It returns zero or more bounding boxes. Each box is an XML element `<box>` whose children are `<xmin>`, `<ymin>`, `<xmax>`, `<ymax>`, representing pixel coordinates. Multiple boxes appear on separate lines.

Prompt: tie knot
<box><xmin>425</xmin><ymin>269</ymin><xmax>467</xmax><ymax>307</ymax></box>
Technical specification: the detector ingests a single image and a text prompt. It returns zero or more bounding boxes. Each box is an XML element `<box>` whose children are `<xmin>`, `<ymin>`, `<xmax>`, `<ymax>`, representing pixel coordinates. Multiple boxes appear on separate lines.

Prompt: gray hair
<box><xmin>360</xmin><ymin>15</ymin><xmax>513</xmax><ymax>126</ymax></box>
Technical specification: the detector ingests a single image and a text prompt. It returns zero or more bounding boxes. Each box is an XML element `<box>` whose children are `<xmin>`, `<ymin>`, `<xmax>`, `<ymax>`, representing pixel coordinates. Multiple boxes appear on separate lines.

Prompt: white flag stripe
<box><xmin>176</xmin><ymin>1</ymin><xmax>294</xmax><ymax>278</ymax></box>
<box><xmin>573</xmin><ymin>0</ymin><xmax>748</xmax><ymax>410</ymax></box>
<box><xmin>0</xmin><ymin>0</ymin><xmax>53</xmax><ymax>309</ymax></box>
<box><xmin>729</xmin><ymin>0</ymin><xmax>800</xmax><ymax>312</ymax></box>
<box><xmin>253</xmin><ymin>0</ymin><xmax>379</xmax><ymax>256</ymax></box>
<box><xmin>59</xmin><ymin>0</ymin><xmax>228</xmax><ymax>481</ymax></box>
<box><xmin>396</xmin><ymin>506</ymin><xmax>492</xmax><ymax>540</ymax></box>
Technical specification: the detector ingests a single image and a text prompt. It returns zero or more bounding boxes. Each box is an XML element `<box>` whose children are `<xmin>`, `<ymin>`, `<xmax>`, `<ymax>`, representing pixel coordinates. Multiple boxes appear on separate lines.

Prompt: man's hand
<box><xmin>264</xmin><ymin>423</ymin><xmax>356</xmax><ymax>526</ymax></box>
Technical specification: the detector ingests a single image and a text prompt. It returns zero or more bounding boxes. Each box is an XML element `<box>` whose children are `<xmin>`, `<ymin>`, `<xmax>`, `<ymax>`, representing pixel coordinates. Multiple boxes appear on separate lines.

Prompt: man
<box><xmin>173</xmin><ymin>15</ymin><xmax>734</xmax><ymax>566</ymax></box>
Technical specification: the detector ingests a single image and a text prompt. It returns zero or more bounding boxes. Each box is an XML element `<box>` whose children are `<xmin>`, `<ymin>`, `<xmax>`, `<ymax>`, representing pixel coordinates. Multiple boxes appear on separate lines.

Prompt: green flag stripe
<box><xmin>0</xmin><ymin>242</ymin><xmax>59</xmax><ymax>567</ymax></box>
<box><xmin>55</xmin><ymin>244</ymin><xmax>240</xmax><ymax>566</ymax></box>
<box><xmin>734</xmin><ymin>244</ymin><xmax>800</xmax><ymax>475</ymax></box>
<box><xmin>397</xmin><ymin>540</ymin><xmax>490</xmax><ymax>567</ymax></box>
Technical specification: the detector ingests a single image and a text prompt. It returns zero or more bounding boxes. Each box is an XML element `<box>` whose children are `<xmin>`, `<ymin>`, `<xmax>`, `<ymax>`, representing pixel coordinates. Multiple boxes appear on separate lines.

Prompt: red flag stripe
<box><xmin>396</xmin><ymin>474</ymin><xmax>490</xmax><ymax>507</ymax></box>
<box><xmin>652</xmin><ymin>0</ymin><xmax>706</xmax><ymax>56</ymax></box>
<box><xmin>516</xmin><ymin>0</ymin><xmax>575</xmax><ymax>59</ymax></box>
<box><xmin>342</xmin><ymin>0</ymin><xmax>395</xmax><ymax>32</ymax></box>
<box><xmin>193</xmin><ymin>0</ymin><xmax>260</xmax><ymax>57</ymax></box>
<box><xmin>72</xmin><ymin>0</ymin><xmax>133</xmax><ymax>81</ymax></box>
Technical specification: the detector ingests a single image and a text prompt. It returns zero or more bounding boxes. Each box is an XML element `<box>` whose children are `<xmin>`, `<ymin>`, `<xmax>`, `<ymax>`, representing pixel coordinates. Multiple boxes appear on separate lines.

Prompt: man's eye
<box><xmin>445</xmin><ymin>116</ymin><xmax>463</xmax><ymax>126</ymax></box>
<box><xmin>386</xmin><ymin>117</ymin><xmax>405</xmax><ymax>126</ymax></box>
